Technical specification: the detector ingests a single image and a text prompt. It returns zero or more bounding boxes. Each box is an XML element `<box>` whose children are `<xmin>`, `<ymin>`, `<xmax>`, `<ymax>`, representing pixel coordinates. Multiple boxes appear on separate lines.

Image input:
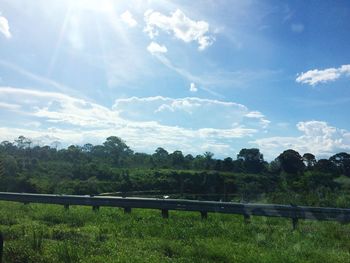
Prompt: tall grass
<box><xmin>0</xmin><ymin>201</ymin><xmax>349</xmax><ymax>262</ymax></box>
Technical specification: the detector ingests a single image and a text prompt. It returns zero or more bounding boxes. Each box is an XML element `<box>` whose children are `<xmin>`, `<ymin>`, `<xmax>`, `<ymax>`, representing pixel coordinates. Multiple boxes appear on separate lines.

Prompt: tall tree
<box><xmin>184</xmin><ymin>154</ymin><xmax>194</xmax><ymax>169</ymax></box>
<box><xmin>314</xmin><ymin>159</ymin><xmax>338</xmax><ymax>174</ymax></box>
<box><xmin>237</xmin><ymin>148</ymin><xmax>265</xmax><ymax>173</ymax></box>
<box><xmin>204</xmin><ymin>152</ymin><xmax>214</xmax><ymax>170</ymax></box>
<box><xmin>152</xmin><ymin>147</ymin><xmax>169</xmax><ymax>168</ymax></box>
<box><xmin>329</xmin><ymin>152</ymin><xmax>350</xmax><ymax>177</ymax></box>
<box><xmin>303</xmin><ymin>153</ymin><xmax>316</xmax><ymax>169</ymax></box>
<box><xmin>170</xmin><ymin>150</ymin><xmax>185</xmax><ymax>169</ymax></box>
<box><xmin>103</xmin><ymin>136</ymin><xmax>132</xmax><ymax>165</ymax></box>
<box><xmin>277</xmin><ymin>149</ymin><xmax>305</xmax><ymax>174</ymax></box>
<box><xmin>15</xmin><ymin>135</ymin><xmax>32</xmax><ymax>149</ymax></box>
<box><xmin>222</xmin><ymin>157</ymin><xmax>234</xmax><ymax>171</ymax></box>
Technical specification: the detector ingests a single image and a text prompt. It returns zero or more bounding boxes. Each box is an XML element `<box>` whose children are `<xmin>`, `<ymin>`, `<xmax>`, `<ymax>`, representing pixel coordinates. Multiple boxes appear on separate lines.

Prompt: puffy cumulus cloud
<box><xmin>0</xmin><ymin>87</ymin><xmax>269</xmax><ymax>156</ymax></box>
<box><xmin>147</xmin><ymin>41</ymin><xmax>167</xmax><ymax>54</ymax></box>
<box><xmin>253</xmin><ymin>121</ymin><xmax>350</xmax><ymax>159</ymax></box>
<box><xmin>0</xmin><ymin>15</ymin><xmax>11</xmax><ymax>38</ymax></box>
<box><xmin>144</xmin><ymin>9</ymin><xmax>214</xmax><ymax>50</ymax></box>
<box><xmin>189</xmin><ymin>82</ymin><xmax>197</xmax><ymax>92</ymax></box>
<box><xmin>120</xmin><ymin>10</ymin><xmax>137</xmax><ymax>27</ymax></box>
<box><xmin>296</xmin><ymin>65</ymin><xmax>350</xmax><ymax>86</ymax></box>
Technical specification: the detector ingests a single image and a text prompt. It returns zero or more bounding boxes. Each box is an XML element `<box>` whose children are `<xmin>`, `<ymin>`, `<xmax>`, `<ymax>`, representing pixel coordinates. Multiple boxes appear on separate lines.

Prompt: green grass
<box><xmin>1</xmin><ymin>201</ymin><xmax>350</xmax><ymax>262</ymax></box>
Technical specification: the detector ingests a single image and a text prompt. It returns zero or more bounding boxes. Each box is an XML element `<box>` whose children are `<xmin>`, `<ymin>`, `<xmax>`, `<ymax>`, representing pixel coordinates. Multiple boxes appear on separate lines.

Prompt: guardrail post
<box><xmin>243</xmin><ymin>214</ymin><xmax>251</xmax><ymax>224</ymax></box>
<box><xmin>292</xmin><ymin>217</ymin><xmax>298</xmax><ymax>230</ymax></box>
<box><xmin>124</xmin><ymin>207</ymin><xmax>131</xmax><ymax>214</ymax></box>
<box><xmin>0</xmin><ymin>232</ymin><xmax>3</xmax><ymax>263</ymax></box>
<box><xmin>64</xmin><ymin>204</ymin><xmax>69</xmax><ymax>210</ymax></box>
<box><xmin>200</xmin><ymin>211</ymin><xmax>208</xmax><ymax>220</ymax></box>
<box><xmin>291</xmin><ymin>204</ymin><xmax>298</xmax><ymax>230</ymax></box>
<box><xmin>92</xmin><ymin>206</ymin><xmax>99</xmax><ymax>211</ymax></box>
<box><xmin>161</xmin><ymin>209</ymin><xmax>169</xmax><ymax>219</ymax></box>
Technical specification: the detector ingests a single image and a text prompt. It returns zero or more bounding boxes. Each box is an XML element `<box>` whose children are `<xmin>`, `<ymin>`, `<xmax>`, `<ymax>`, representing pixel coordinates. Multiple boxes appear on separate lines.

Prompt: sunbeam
<box><xmin>47</xmin><ymin>5</ymin><xmax>73</xmax><ymax>77</ymax></box>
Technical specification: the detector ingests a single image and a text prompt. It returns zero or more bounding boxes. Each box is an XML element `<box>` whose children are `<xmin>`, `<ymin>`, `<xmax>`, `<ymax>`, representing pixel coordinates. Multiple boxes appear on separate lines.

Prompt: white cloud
<box><xmin>245</xmin><ymin>111</ymin><xmax>270</xmax><ymax>128</ymax></box>
<box><xmin>245</xmin><ymin>111</ymin><xmax>264</xmax><ymax>118</ymax></box>
<box><xmin>0</xmin><ymin>87</ymin><xmax>269</xmax><ymax>156</ymax></box>
<box><xmin>0</xmin><ymin>102</ymin><xmax>21</xmax><ymax>110</ymax></box>
<box><xmin>0</xmin><ymin>59</ymin><xmax>74</xmax><ymax>95</ymax></box>
<box><xmin>0</xmin><ymin>87</ymin><xmax>118</xmax><ymax>128</ymax></box>
<box><xmin>0</xmin><ymin>16</ymin><xmax>11</xmax><ymax>38</ymax></box>
<box><xmin>152</xmin><ymin>54</ymin><xmax>223</xmax><ymax>98</ymax></box>
<box><xmin>189</xmin><ymin>82</ymin><xmax>198</xmax><ymax>92</ymax></box>
<box><xmin>291</xmin><ymin>23</ymin><xmax>304</xmax><ymax>33</ymax></box>
<box><xmin>152</xmin><ymin>54</ymin><xmax>281</xmax><ymax>98</ymax></box>
<box><xmin>113</xmin><ymin>96</ymin><xmax>268</xmax><ymax>130</ymax></box>
<box><xmin>144</xmin><ymin>9</ymin><xmax>214</xmax><ymax>50</ymax></box>
<box><xmin>120</xmin><ymin>10</ymin><xmax>137</xmax><ymax>27</ymax></box>
<box><xmin>147</xmin><ymin>41</ymin><xmax>167</xmax><ymax>54</ymax></box>
<box><xmin>296</xmin><ymin>65</ymin><xmax>350</xmax><ymax>86</ymax></box>
<box><xmin>253</xmin><ymin>121</ymin><xmax>350</xmax><ymax>159</ymax></box>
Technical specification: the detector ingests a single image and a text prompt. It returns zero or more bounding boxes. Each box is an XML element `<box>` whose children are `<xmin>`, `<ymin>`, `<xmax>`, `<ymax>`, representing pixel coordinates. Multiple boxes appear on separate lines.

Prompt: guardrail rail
<box><xmin>1</xmin><ymin>192</ymin><xmax>350</xmax><ymax>230</ymax></box>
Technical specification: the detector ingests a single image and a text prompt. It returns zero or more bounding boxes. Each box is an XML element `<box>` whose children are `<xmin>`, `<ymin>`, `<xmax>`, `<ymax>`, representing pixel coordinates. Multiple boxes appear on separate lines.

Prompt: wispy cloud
<box><xmin>144</xmin><ymin>9</ymin><xmax>214</xmax><ymax>50</ymax></box>
<box><xmin>0</xmin><ymin>59</ymin><xmax>75</xmax><ymax>95</ymax></box>
<box><xmin>112</xmin><ymin>96</ymin><xmax>268</xmax><ymax>130</ymax></box>
<box><xmin>152</xmin><ymin>53</ymin><xmax>281</xmax><ymax>98</ymax></box>
<box><xmin>151</xmin><ymin>53</ymin><xmax>223</xmax><ymax>98</ymax></box>
<box><xmin>0</xmin><ymin>102</ymin><xmax>20</xmax><ymax>111</ymax></box>
<box><xmin>291</xmin><ymin>23</ymin><xmax>304</xmax><ymax>33</ymax></box>
<box><xmin>0</xmin><ymin>15</ymin><xmax>11</xmax><ymax>38</ymax></box>
<box><xmin>296</xmin><ymin>64</ymin><xmax>350</xmax><ymax>86</ymax></box>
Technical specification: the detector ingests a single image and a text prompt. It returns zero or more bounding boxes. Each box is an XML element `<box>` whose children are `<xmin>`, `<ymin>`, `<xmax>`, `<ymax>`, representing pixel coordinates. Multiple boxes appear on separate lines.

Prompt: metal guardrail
<box><xmin>0</xmin><ymin>192</ymin><xmax>350</xmax><ymax>229</ymax></box>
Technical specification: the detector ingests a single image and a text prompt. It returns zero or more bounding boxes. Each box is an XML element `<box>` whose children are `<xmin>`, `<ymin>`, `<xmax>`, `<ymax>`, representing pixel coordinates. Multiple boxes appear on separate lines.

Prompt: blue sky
<box><xmin>0</xmin><ymin>0</ymin><xmax>350</xmax><ymax>160</ymax></box>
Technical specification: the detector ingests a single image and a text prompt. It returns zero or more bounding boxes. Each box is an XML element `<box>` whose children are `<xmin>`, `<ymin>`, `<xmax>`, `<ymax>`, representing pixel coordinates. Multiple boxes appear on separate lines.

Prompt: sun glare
<box><xmin>70</xmin><ymin>0</ymin><xmax>115</xmax><ymax>14</ymax></box>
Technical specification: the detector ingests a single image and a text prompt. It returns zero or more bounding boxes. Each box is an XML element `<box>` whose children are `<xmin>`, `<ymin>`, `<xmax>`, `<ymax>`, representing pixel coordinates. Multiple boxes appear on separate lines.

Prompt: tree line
<box><xmin>1</xmin><ymin>135</ymin><xmax>350</xmax><ymax>206</ymax></box>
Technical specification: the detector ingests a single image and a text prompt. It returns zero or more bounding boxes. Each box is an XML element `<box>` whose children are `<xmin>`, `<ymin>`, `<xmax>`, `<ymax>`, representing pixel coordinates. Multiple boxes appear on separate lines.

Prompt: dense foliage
<box><xmin>1</xmin><ymin>135</ymin><xmax>350</xmax><ymax>206</ymax></box>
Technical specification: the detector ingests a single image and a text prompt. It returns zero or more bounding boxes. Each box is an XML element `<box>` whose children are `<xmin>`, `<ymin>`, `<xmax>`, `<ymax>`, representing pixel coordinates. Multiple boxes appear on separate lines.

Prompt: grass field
<box><xmin>1</xmin><ymin>201</ymin><xmax>350</xmax><ymax>262</ymax></box>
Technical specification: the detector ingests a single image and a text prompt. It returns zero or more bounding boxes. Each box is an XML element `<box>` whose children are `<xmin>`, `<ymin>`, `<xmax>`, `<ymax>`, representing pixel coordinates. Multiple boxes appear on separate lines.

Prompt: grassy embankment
<box><xmin>1</xmin><ymin>201</ymin><xmax>350</xmax><ymax>262</ymax></box>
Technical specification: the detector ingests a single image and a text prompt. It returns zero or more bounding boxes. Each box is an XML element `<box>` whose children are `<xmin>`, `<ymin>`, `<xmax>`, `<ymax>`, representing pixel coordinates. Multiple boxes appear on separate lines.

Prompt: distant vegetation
<box><xmin>1</xmin><ymin>135</ymin><xmax>350</xmax><ymax>206</ymax></box>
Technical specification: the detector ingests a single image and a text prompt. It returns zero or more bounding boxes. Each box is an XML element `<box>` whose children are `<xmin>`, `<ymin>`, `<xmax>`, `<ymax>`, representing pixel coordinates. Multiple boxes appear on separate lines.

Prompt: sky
<box><xmin>0</xmin><ymin>0</ymin><xmax>350</xmax><ymax>160</ymax></box>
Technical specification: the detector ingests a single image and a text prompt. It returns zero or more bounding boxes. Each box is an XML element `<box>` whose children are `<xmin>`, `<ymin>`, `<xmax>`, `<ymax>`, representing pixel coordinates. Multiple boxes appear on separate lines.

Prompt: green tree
<box><xmin>237</xmin><ymin>148</ymin><xmax>265</xmax><ymax>173</ymax></box>
<box><xmin>152</xmin><ymin>147</ymin><xmax>169</xmax><ymax>168</ymax></box>
<box><xmin>204</xmin><ymin>152</ymin><xmax>214</xmax><ymax>170</ymax></box>
<box><xmin>82</xmin><ymin>143</ymin><xmax>93</xmax><ymax>153</ymax></box>
<box><xmin>303</xmin><ymin>153</ymin><xmax>316</xmax><ymax>169</ymax></box>
<box><xmin>184</xmin><ymin>154</ymin><xmax>194</xmax><ymax>169</ymax></box>
<box><xmin>193</xmin><ymin>155</ymin><xmax>205</xmax><ymax>170</ymax></box>
<box><xmin>314</xmin><ymin>159</ymin><xmax>338</xmax><ymax>174</ymax></box>
<box><xmin>277</xmin><ymin>149</ymin><xmax>305</xmax><ymax>174</ymax></box>
<box><xmin>170</xmin><ymin>150</ymin><xmax>185</xmax><ymax>169</ymax></box>
<box><xmin>222</xmin><ymin>157</ymin><xmax>234</xmax><ymax>171</ymax></box>
<box><xmin>103</xmin><ymin>136</ymin><xmax>132</xmax><ymax>166</ymax></box>
<box><xmin>329</xmin><ymin>152</ymin><xmax>350</xmax><ymax>177</ymax></box>
<box><xmin>15</xmin><ymin>135</ymin><xmax>32</xmax><ymax>149</ymax></box>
